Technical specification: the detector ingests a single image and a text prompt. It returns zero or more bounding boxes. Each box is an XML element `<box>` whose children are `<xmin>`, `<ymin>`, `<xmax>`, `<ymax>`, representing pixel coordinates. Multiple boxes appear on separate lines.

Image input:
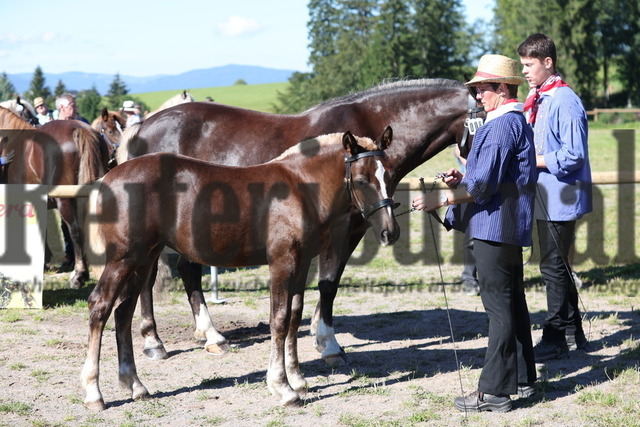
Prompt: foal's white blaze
<box><xmin>375</xmin><ymin>159</ymin><xmax>393</xmax><ymax>215</ymax></box>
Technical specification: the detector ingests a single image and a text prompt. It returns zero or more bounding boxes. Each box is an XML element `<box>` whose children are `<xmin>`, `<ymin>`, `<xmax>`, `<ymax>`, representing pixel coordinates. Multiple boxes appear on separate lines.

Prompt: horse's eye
<box><xmin>355</xmin><ymin>178</ymin><xmax>367</xmax><ymax>188</ymax></box>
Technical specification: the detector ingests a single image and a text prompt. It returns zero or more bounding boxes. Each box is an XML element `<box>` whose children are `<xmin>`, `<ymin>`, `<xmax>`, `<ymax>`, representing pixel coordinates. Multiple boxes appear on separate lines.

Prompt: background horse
<box><xmin>0</xmin><ymin>107</ymin><xmax>110</xmax><ymax>288</ymax></box>
<box><xmin>91</xmin><ymin>108</ymin><xmax>126</xmax><ymax>163</ymax></box>
<box><xmin>0</xmin><ymin>97</ymin><xmax>39</xmax><ymax>126</ymax></box>
<box><xmin>82</xmin><ymin>129</ymin><xmax>398</xmax><ymax>409</ymax></box>
<box><xmin>144</xmin><ymin>90</ymin><xmax>194</xmax><ymax>118</ymax></box>
<box><xmin>117</xmin><ymin>78</ymin><xmax>481</xmax><ymax>364</ymax></box>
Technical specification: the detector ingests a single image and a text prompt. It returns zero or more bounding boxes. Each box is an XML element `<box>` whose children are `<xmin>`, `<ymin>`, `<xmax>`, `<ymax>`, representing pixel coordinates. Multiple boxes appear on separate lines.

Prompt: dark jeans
<box><xmin>475</xmin><ymin>239</ymin><xmax>536</xmax><ymax>396</ymax></box>
<box><xmin>537</xmin><ymin>220</ymin><xmax>584</xmax><ymax>342</ymax></box>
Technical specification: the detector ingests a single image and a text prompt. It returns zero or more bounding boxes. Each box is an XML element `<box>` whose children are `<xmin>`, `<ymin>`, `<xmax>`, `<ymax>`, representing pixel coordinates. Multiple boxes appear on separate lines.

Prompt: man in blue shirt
<box><xmin>413</xmin><ymin>54</ymin><xmax>537</xmax><ymax>412</ymax></box>
<box><xmin>518</xmin><ymin>33</ymin><xmax>593</xmax><ymax>360</ymax></box>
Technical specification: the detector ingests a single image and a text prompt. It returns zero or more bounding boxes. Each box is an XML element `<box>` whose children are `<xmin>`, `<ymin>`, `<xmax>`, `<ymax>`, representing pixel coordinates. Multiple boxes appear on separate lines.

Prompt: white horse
<box><xmin>144</xmin><ymin>90</ymin><xmax>194</xmax><ymax>118</ymax></box>
<box><xmin>0</xmin><ymin>97</ymin><xmax>38</xmax><ymax>126</ymax></box>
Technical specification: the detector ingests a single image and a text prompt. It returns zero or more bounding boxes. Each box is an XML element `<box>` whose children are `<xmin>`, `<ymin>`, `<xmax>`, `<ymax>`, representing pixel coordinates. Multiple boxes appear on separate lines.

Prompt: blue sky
<box><xmin>1</xmin><ymin>0</ymin><xmax>495</xmax><ymax>76</ymax></box>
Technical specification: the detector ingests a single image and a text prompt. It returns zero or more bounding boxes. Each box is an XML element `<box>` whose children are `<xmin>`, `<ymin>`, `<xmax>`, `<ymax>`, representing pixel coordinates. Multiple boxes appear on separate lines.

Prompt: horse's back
<box><xmin>129</xmin><ymin>102</ymin><xmax>310</xmax><ymax>166</ymax></box>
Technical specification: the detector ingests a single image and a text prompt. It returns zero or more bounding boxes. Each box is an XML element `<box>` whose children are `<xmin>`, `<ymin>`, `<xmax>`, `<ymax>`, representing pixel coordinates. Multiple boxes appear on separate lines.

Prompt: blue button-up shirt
<box><xmin>445</xmin><ymin>108</ymin><xmax>536</xmax><ymax>247</ymax></box>
<box><xmin>532</xmin><ymin>86</ymin><xmax>592</xmax><ymax>221</ymax></box>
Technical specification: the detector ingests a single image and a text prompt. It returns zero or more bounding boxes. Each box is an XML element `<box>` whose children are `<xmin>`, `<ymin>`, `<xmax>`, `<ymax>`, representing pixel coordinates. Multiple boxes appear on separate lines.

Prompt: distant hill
<box><xmin>7</xmin><ymin>64</ymin><xmax>296</xmax><ymax>95</ymax></box>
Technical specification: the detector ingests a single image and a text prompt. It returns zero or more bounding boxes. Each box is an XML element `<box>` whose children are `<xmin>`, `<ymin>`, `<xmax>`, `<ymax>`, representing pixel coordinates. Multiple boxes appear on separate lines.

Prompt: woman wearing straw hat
<box><xmin>412</xmin><ymin>54</ymin><xmax>537</xmax><ymax>412</ymax></box>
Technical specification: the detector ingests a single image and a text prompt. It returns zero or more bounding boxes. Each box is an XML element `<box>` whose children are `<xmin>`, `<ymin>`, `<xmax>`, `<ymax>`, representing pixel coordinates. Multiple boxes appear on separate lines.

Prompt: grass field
<box><xmin>132</xmin><ymin>82</ymin><xmax>289</xmax><ymax>113</ymax></box>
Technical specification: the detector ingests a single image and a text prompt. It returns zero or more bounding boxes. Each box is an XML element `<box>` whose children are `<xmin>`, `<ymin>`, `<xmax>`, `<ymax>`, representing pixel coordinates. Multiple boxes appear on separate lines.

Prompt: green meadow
<box><xmin>133</xmin><ymin>82</ymin><xmax>289</xmax><ymax>113</ymax></box>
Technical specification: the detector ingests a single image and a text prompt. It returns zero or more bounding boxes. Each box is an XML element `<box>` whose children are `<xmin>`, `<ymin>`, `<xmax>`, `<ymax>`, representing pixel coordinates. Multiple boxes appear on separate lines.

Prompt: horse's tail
<box><xmin>85</xmin><ymin>178</ymin><xmax>106</xmax><ymax>279</ymax></box>
<box><xmin>73</xmin><ymin>127</ymin><xmax>106</xmax><ymax>184</ymax></box>
<box><xmin>115</xmin><ymin>122</ymin><xmax>142</xmax><ymax>165</ymax></box>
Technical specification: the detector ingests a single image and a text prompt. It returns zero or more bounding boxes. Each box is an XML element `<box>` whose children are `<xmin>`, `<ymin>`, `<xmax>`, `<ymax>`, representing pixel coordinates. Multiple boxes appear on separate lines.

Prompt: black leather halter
<box><xmin>458</xmin><ymin>94</ymin><xmax>485</xmax><ymax>158</ymax></box>
<box><xmin>344</xmin><ymin>151</ymin><xmax>396</xmax><ymax>220</ymax></box>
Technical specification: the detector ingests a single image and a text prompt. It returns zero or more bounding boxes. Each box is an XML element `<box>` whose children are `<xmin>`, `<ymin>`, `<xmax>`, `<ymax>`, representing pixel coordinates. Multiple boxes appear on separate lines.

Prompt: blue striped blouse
<box><xmin>444</xmin><ymin>111</ymin><xmax>537</xmax><ymax>247</ymax></box>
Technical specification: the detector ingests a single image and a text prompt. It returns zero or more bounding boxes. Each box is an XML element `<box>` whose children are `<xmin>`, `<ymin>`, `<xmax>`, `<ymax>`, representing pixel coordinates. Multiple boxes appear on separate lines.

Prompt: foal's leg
<box><xmin>81</xmin><ymin>261</ymin><xmax>137</xmax><ymax>410</ymax></box>
<box><xmin>267</xmin><ymin>259</ymin><xmax>303</xmax><ymax>406</ymax></box>
<box><xmin>56</xmin><ymin>198</ymin><xmax>89</xmax><ymax>289</ymax></box>
<box><xmin>284</xmin><ymin>265</ymin><xmax>309</xmax><ymax>394</ymax></box>
<box><xmin>138</xmin><ymin>261</ymin><xmax>169</xmax><ymax>360</ymax></box>
<box><xmin>176</xmin><ymin>256</ymin><xmax>229</xmax><ymax>355</ymax></box>
<box><xmin>312</xmin><ymin>227</ymin><xmax>366</xmax><ymax>365</ymax></box>
<box><xmin>116</xmin><ymin>265</ymin><xmax>153</xmax><ymax>402</ymax></box>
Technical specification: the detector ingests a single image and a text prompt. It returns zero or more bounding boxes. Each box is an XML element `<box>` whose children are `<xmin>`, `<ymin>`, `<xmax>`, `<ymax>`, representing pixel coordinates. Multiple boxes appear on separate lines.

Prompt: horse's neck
<box><xmin>386</xmin><ymin>91</ymin><xmax>467</xmax><ymax>181</ymax></box>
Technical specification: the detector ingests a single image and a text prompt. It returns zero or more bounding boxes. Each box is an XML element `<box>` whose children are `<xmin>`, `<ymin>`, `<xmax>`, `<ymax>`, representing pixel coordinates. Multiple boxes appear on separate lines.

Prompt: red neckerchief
<box><xmin>523</xmin><ymin>73</ymin><xmax>569</xmax><ymax>124</ymax></box>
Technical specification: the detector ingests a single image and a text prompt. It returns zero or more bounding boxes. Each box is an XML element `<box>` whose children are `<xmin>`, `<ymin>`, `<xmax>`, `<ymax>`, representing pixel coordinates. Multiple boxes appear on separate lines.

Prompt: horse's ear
<box><xmin>342</xmin><ymin>131</ymin><xmax>358</xmax><ymax>155</ymax></box>
<box><xmin>376</xmin><ymin>126</ymin><xmax>392</xmax><ymax>150</ymax></box>
<box><xmin>101</xmin><ymin>107</ymin><xmax>109</xmax><ymax>120</ymax></box>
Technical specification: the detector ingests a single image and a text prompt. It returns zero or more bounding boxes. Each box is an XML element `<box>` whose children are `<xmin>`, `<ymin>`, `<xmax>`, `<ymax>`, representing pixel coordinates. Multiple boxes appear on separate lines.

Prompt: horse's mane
<box><xmin>0</xmin><ymin>106</ymin><xmax>34</xmax><ymax>130</ymax></box>
<box><xmin>306</xmin><ymin>78</ymin><xmax>464</xmax><ymax>112</ymax></box>
<box><xmin>272</xmin><ymin>133</ymin><xmax>376</xmax><ymax>161</ymax></box>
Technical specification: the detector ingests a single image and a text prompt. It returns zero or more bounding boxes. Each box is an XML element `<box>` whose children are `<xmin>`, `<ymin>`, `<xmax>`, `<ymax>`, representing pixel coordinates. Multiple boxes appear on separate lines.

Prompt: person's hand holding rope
<box><xmin>411</xmin><ymin>168</ymin><xmax>463</xmax><ymax>211</ymax></box>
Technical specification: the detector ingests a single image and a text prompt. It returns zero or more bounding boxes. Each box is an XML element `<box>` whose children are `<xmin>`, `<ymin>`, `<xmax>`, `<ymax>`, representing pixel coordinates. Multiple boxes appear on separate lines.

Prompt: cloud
<box><xmin>0</xmin><ymin>32</ymin><xmax>62</xmax><ymax>44</ymax></box>
<box><xmin>215</xmin><ymin>16</ymin><xmax>262</xmax><ymax>38</ymax></box>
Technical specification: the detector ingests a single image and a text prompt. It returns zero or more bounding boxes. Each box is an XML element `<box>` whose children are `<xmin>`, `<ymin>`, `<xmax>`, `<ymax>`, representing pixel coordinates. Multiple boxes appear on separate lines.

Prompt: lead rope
<box><xmin>420</xmin><ymin>177</ymin><xmax>468</xmax><ymax>419</ymax></box>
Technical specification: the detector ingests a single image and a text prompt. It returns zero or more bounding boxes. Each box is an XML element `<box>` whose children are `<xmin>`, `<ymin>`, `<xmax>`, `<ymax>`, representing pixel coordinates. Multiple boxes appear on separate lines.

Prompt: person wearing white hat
<box><xmin>518</xmin><ymin>33</ymin><xmax>592</xmax><ymax>361</ymax></box>
<box><xmin>33</xmin><ymin>97</ymin><xmax>53</xmax><ymax>126</ymax></box>
<box><xmin>412</xmin><ymin>54</ymin><xmax>537</xmax><ymax>412</ymax></box>
<box><xmin>121</xmin><ymin>100</ymin><xmax>142</xmax><ymax>127</ymax></box>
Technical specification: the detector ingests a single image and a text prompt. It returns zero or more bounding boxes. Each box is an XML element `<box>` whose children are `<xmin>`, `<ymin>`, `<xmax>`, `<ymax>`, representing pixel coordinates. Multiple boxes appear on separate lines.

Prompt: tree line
<box><xmin>0</xmin><ymin>67</ymin><xmax>145</xmax><ymax>122</ymax></box>
<box><xmin>276</xmin><ymin>0</ymin><xmax>640</xmax><ymax>113</ymax></box>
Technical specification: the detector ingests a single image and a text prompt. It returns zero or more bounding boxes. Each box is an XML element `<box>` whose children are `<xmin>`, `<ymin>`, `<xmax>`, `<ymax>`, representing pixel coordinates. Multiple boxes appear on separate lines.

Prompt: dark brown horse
<box><xmin>0</xmin><ymin>107</ymin><xmax>110</xmax><ymax>288</ymax></box>
<box><xmin>82</xmin><ymin>129</ymin><xmax>399</xmax><ymax>409</ymax></box>
<box><xmin>118</xmin><ymin>78</ymin><xmax>481</xmax><ymax>364</ymax></box>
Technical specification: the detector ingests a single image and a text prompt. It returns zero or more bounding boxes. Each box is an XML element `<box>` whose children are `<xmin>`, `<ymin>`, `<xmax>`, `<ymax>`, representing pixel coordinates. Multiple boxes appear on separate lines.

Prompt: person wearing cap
<box><xmin>121</xmin><ymin>100</ymin><xmax>142</xmax><ymax>127</ymax></box>
<box><xmin>33</xmin><ymin>97</ymin><xmax>53</xmax><ymax>126</ymax></box>
<box><xmin>518</xmin><ymin>33</ymin><xmax>592</xmax><ymax>361</ymax></box>
<box><xmin>412</xmin><ymin>54</ymin><xmax>537</xmax><ymax>412</ymax></box>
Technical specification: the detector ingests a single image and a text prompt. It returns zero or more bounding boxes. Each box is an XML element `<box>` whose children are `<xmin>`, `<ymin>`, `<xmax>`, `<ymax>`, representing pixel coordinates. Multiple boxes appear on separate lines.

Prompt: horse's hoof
<box><xmin>68</xmin><ymin>270</ymin><xmax>87</xmax><ymax>289</ymax></box>
<box><xmin>132</xmin><ymin>387</ymin><xmax>150</xmax><ymax>401</ymax></box>
<box><xmin>85</xmin><ymin>399</ymin><xmax>106</xmax><ymax>411</ymax></box>
<box><xmin>281</xmin><ymin>391</ymin><xmax>302</xmax><ymax>407</ymax></box>
<box><xmin>143</xmin><ymin>346</ymin><xmax>168</xmax><ymax>360</ymax></box>
<box><xmin>322</xmin><ymin>352</ymin><xmax>347</xmax><ymax>366</ymax></box>
<box><xmin>205</xmin><ymin>342</ymin><xmax>231</xmax><ymax>356</ymax></box>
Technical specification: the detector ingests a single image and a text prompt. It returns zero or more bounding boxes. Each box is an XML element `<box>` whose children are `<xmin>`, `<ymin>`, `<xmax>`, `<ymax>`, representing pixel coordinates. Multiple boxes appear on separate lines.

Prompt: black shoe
<box><xmin>517</xmin><ymin>384</ymin><xmax>536</xmax><ymax>398</ymax></box>
<box><xmin>566</xmin><ymin>334</ymin><xmax>592</xmax><ymax>352</ymax></box>
<box><xmin>462</xmin><ymin>280</ymin><xmax>480</xmax><ymax>296</ymax></box>
<box><xmin>534</xmin><ymin>338</ymin><xmax>569</xmax><ymax>361</ymax></box>
<box><xmin>454</xmin><ymin>390</ymin><xmax>512</xmax><ymax>412</ymax></box>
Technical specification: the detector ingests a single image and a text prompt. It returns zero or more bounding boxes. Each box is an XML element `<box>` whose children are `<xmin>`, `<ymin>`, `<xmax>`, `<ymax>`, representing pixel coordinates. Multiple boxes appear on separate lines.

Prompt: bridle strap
<box><xmin>344</xmin><ymin>150</ymin><xmax>395</xmax><ymax>219</ymax></box>
<box><xmin>458</xmin><ymin>95</ymin><xmax>484</xmax><ymax>157</ymax></box>
<box><xmin>362</xmin><ymin>197</ymin><xmax>395</xmax><ymax>220</ymax></box>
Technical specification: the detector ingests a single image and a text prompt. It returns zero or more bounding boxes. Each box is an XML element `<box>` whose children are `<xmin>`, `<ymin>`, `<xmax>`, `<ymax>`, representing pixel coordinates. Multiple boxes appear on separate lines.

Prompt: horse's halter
<box><xmin>344</xmin><ymin>150</ymin><xmax>396</xmax><ymax>220</ymax></box>
<box><xmin>457</xmin><ymin>94</ymin><xmax>485</xmax><ymax>158</ymax></box>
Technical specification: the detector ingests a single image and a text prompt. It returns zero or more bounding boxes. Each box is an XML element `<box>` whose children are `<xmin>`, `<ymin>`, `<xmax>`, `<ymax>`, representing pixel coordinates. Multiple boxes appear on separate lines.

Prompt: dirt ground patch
<box><xmin>1</xmin><ymin>265</ymin><xmax>639</xmax><ymax>426</ymax></box>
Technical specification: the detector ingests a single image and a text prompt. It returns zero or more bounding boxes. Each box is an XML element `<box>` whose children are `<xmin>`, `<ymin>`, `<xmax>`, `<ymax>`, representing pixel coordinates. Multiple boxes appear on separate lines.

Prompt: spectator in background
<box><xmin>121</xmin><ymin>100</ymin><xmax>142</xmax><ymax>127</ymax></box>
<box><xmin>54</xmin><ymin>93</ymin><xmax>88</xmax><ymax>123</ymax></box>
<box><xmin>33</xmin><ymin>97</ymin><xmax>53</xmax><ymax>126</ymax></box>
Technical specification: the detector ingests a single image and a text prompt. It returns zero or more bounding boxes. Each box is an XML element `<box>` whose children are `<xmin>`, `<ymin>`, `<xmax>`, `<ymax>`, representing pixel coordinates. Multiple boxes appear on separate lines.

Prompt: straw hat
<box><xmin>465</xmin><ymin>54</ymin><xmax>526</xmax><ymax>86</ymax></box>
<box><xmin>33</xmin><ymin>97</ymin><xmax>45</xmax><ymax>108</ymax></box>
<box><xmin>122</xmin><ymin>100</ymin><xmax>136</xmax><ymax>112</ymax></box>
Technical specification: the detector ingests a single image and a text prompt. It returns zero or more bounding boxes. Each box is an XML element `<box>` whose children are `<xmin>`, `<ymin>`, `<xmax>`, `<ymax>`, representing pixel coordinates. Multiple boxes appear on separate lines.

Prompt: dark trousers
<box><xmin>537</xmin><ymin>220</ymin><xmax>584</xmax><ymax>341</ymax></box>
<box><xmin>461</xmin><ymin>231</ymin><xmax>477</xmax><ymax>284</ymax></box>
<box><xmin>475</xmin><ymin>239</ymin><xmax>536</xmax><ymax>396</ymax></box>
